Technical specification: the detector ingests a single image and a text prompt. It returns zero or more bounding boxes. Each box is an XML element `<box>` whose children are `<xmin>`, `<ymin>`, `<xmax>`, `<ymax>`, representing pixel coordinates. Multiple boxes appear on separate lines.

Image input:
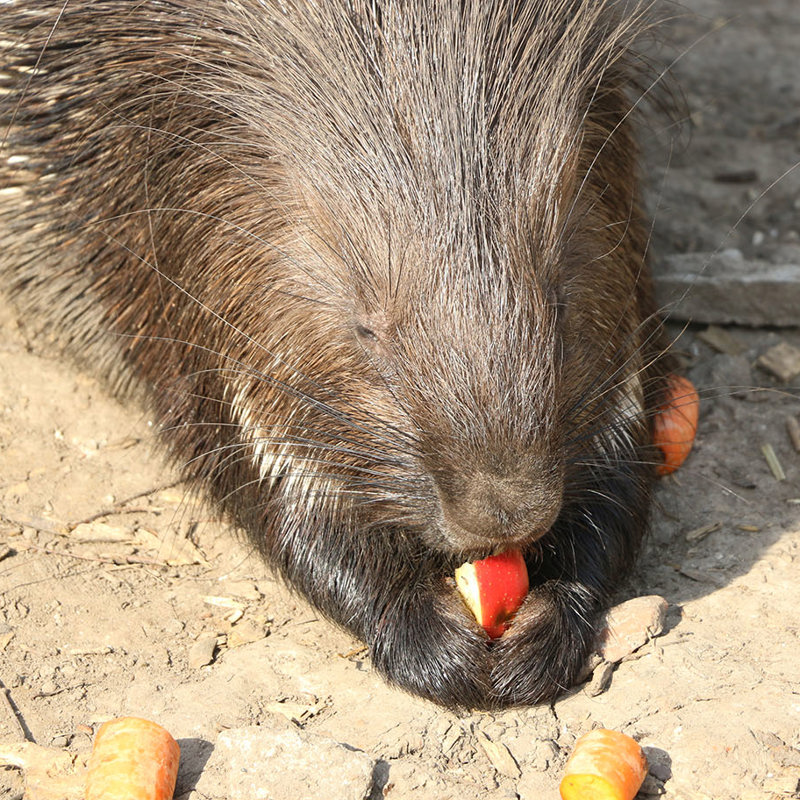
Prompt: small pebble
<box><xmin>585</xmin><ymin>660</ymin><xmax>615</xmax><ymax>697</ymax></box>
<box><xmin>474</xmin><ymin>729</ymin><xmax>521</xmax><ymax>779</ymax></box>
<box><xmin>187</xmin><ymin>631</ymin><xmax>218</xmax><ymax>669</ymax></box>
<box><xmin>757</xmin><ymin>341</ymin><xmax>800</xmax><ymax>382</ymax></box>
<box><xmin>38</xmin><ymin>681</ymin><xmax>59</xmax><ymax>696</ymax></box>
<box><xmin>532</xmin><ymin>739</ymin><xmax>559</xmax><ymax>771</ymax></box>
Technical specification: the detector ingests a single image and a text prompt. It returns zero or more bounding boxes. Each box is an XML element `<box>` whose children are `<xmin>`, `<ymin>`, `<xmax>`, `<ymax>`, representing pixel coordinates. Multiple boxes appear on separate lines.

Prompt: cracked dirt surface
<box><xmin>1</xmin><ymin>2</ymin><xmax>799</xmax><ymax>798</ymax></box>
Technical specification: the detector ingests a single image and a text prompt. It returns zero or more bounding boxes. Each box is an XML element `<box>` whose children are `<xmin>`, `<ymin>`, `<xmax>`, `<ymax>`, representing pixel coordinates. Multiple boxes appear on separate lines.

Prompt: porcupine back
<box><xmin>0</xmin><ymin>1</ymin><xmax>672</xmax><ymax>708</ymax></box>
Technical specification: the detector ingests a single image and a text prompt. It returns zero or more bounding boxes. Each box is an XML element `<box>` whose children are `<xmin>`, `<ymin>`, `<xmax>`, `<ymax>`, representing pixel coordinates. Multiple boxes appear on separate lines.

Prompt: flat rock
<box><xmin>756</xmin><ymin>341</ymin><xmax>800</xmax><ymax>382</ymax></box>
<box><xmin>196</xmin><ymin>717</ymin><xmax>375</xmax><ymax>800</ymax></box>
<box><xmin>654</xmin><ymin>251</ymin><xmax>800</xmax><ymax>327</ymax></box>
<box><xmin>596</xmin><ymin>595</ymin><xmax>669</xmax><ymax>664</ymax></box>
<box><xmin>473</xmin><ymin>729</ymin><xmax>521</xmax><ymax>779</ymax></box>
<box><xmin>696</xmin><ymin>325</ymin><xmax>747</xmax><ymax>356</ymax></box>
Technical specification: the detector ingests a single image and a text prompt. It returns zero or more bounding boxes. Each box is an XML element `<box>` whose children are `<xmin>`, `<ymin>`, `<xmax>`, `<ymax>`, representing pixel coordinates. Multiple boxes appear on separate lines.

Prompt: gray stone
<box><xmin>694</xmin><ymin>353</ymin><xmax>754</xmax><ymax>398</ymax></box>
<box><xmin>596</xmin><ymin>595</ymin><xmax>669</xmax><ymax>663</ymax></box>
<box><xmin>208</xmin><ymin>718</ymin><xmax>375</xmax><ymax>800</ymax></box>
<box><xmin>654</xmin><ymin>251</ymin><xmax>800</xmax><ymax>327</ymax></box>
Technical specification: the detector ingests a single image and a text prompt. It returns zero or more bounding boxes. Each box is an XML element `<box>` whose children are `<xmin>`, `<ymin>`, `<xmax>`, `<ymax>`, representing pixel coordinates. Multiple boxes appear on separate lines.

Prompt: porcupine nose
<box><xmin>436</xmin><ymin>467</ymin><xmax>563</xmax><ymax>549</ymax></box>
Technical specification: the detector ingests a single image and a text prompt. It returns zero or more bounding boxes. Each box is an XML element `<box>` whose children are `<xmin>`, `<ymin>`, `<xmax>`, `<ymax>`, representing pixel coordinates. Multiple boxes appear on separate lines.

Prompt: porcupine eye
<box><xmin>355</xmin><ymin>323</ymin><xmax>388</xmax><ymax>361</ymax></box>
<box><xmin>354</xmin><ymin>323</ymin><xmax>389</xmax><ymax>362</ymax></box>
<box><xmin>355</xmin><ymin>324</ymin><xmax>378</xmax><ymax>345</ymax></box>
<box><xmin>353</xmin><ymin>312</ymin><xmax>392</xmax><ymax>361</ymax></box>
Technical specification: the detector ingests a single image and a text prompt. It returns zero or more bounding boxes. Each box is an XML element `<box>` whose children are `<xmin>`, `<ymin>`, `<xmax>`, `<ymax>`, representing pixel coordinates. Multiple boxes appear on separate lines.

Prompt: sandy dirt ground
<box><xmin>1</xmin><ymin>1</ymin><xmax>799</xmax><ymax>798</ymax></box>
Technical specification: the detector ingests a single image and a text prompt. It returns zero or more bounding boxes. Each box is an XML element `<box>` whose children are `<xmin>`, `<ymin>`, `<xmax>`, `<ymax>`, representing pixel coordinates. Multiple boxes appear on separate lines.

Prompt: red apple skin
<box><xmin>456</xmin><ymin>550</ymin><xmax>530</xmax><ymax>639</ymax></box>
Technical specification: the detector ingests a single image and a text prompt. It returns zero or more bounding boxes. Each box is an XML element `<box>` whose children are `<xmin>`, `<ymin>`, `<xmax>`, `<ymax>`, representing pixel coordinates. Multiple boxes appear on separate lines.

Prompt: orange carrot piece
<box><xmin>653</xmin><ymin>374</ymin><xmax>699</xmax><ymax>475</ymax></box>
<box><xmin>560</xmin><ymin>728</ymin><xmax>648</xmax><ymax>800</ymax></box>
<box><xmin>86</xmin><ymin>716</ymin><xmax>180</xmax><ymax>800</ymax></box>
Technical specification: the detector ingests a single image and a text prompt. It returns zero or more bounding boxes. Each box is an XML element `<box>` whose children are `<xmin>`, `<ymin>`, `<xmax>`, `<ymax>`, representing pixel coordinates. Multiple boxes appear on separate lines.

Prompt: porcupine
<box><xmin>0</xmin><ymin>0</ymin><xmax>675</xmax><ymax>709</ymax></box>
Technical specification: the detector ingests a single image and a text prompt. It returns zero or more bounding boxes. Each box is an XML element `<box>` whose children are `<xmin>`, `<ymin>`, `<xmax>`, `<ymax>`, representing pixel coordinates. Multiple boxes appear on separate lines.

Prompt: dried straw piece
<box><xmin>761</xmin><ymin>443</ymin><xmax>786</xmax><ymax>481</ymax></box>
<box><xmin>786</xmin><ymin>416</ymin><xmax>800</xmax><ymax>454</ymax></box>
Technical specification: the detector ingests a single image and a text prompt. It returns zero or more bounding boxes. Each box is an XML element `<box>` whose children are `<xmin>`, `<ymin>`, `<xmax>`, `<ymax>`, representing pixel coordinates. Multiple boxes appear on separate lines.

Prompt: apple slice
<box><xmin>455</xmin><ymin>549</ymin><xmax>529</xmax><ymax>639</ymax></box>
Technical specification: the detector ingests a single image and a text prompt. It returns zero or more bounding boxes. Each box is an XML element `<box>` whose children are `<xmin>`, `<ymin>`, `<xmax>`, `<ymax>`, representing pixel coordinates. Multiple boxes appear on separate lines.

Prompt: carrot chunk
<box><xmin>560</xmin><ymin>728</ymin><xmax>648</xmax><ymax>800</ymax></box>
<box><xmin>86</xmin><ymin>716</ymin><xmax>180</xmax><ymax>800</ymax></box>
<box><xmin>653</xmin><ymin>374</ymin><xmax>699</xmax><ymax>475</ymax></box>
